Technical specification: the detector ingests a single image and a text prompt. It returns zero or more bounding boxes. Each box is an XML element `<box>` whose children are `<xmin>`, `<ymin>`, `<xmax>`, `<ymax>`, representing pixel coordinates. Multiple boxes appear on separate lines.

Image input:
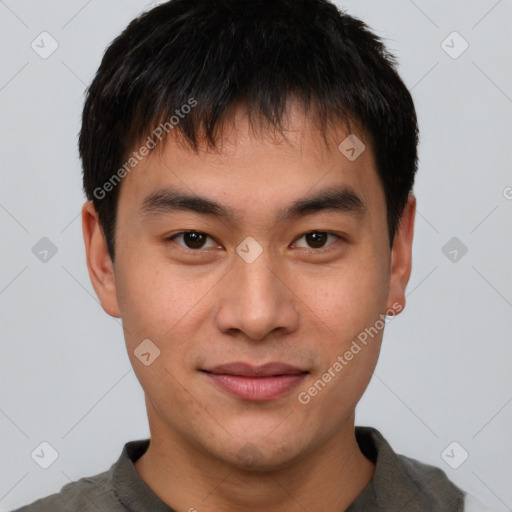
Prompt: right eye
<box><xmin>165</xmin><ymin>231</ymin><xmax>220</xmax><ymax>251</ymax></box>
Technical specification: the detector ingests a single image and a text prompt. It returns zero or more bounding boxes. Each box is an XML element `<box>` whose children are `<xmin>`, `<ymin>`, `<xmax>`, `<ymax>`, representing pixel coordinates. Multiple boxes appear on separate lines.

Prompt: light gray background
<box><xmin>1</xmin><ymin>0</ymin><xmax>511</xmax><ymax>510</ymax></box>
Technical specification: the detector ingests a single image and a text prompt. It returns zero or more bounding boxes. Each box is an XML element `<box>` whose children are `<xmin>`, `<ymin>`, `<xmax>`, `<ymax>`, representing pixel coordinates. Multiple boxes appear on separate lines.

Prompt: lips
<box><xmin>201</xmin><ymin>362</ymin><xmax>309</xmax><ymax>401</ymax></box>
<box><xmin>203</xmin><ymin>362</ymin><xmax>308</xmax><ymax>377</ymax></box>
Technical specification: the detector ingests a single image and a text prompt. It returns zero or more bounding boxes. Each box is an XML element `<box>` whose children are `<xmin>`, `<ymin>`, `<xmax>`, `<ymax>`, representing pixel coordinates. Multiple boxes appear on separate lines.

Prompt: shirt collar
<box><xmin>348</xmin><ymin>426</ymin><xmax>464</xmax><ymax>511</ymax></box>
<box><xmin>109</xmin><ymin>426</ymin><xmax>464</xmax><ymax>512</ymax></box>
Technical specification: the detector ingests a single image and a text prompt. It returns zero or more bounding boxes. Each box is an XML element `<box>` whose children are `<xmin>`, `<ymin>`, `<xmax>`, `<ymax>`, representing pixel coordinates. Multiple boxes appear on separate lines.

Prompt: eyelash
<box><xmin>164</xmin><ymin>230</ymin><xmax>345</xmax><ymax>254</ymax></box>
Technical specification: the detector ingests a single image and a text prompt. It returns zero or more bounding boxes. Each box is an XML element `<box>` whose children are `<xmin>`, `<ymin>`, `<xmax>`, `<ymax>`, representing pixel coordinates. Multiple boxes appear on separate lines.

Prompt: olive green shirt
<box><xmin>13</xmin><ymin>426</ymin><xmax>466</xmax><ymax>511</ymax></box>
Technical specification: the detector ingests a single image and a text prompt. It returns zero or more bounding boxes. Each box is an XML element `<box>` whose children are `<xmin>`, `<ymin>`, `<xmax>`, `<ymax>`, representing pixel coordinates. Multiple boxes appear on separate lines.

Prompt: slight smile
<box><xmin>201</xmin><ymin>362</ymin><xmax>310</xmax><ymax>402</ymax></box>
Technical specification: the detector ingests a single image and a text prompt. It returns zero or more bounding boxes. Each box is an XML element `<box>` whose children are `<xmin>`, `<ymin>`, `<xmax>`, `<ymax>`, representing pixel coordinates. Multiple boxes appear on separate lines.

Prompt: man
<box><xmin>13</xmin><ymin>0</ymin><xmax>497</xmax><ymax>510</ymax></box>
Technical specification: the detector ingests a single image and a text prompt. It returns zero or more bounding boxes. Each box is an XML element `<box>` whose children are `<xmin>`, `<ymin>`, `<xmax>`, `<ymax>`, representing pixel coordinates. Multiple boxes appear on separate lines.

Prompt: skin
<box><xmin>82</xmin><ymin>103</ymin><xmax>415</xmax><ymax>512</ymax></box>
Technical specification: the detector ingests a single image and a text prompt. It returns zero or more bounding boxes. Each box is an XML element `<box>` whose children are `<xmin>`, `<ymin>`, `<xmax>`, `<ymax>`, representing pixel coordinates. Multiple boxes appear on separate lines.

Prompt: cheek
<box><xmin>114</xmin><ymin>250</ymin><xmax>224</xmax><ymax>387</ymax></box>
<box><xmin>115</xmin><ymin>247</ymin><xmax>204</xmax><ymax>337</ymax></box>
<box><xmin>115</xmin><ymin>266</ymin><xmax>170</xmax><ymax>340</ymax></box>
<box><xmin>296</xmin><ymin>263</ymin><xmax>388</xmax><ymax>421</ymax></box>
<box><xmin>302</xmin><ymin>252</ymin><xmax>390</xmax><ymax>343</ymax></box>
<box><xmin>114</xmin><ymin>260</ymin><xmax>201</xmax><ymax>402</ymax></box>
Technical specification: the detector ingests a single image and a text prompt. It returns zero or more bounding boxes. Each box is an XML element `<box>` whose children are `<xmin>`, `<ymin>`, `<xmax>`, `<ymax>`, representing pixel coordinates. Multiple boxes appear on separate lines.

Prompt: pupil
<box><xmin>306</xmin><ymin>232</ymin><xmax>327</xmax><ymax>248</ymax></box>
<box><xmin>184</xmin><ymin>232</ymin><xmax>205</xmax><ymax>249</ymax></box>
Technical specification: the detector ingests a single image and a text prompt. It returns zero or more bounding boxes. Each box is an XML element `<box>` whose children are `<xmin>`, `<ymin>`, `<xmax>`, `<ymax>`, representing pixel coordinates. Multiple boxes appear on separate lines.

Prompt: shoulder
<box><xmin>355</xmin><ymin>426</ymin><xmax>465</xmax><ymax>511</ymax></box>
<box><xmin>355</xmin><ymin>427</ymin><xmax>506</xmax><ymax>512</ymax></box>
<box><xmin>11</xmin><ymin>439</ymin><xmax>152</xmax><ymax>512</ymax></box>
<box><xmin>11</xmin><ymin>469</ymin><xmax>124</xmax><ymax>512</ymax></box>
<box><xmin>393</xmin><ymin>451</ymin><xmax>466</xmax><ymax>510</ymax></box>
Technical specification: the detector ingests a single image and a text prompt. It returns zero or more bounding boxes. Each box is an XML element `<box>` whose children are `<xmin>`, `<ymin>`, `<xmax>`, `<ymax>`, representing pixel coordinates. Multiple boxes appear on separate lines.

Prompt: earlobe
<box><xmin>82</xmin><ymin>201</ymin><xmax>121</xmax><ymax>318</ymax></box>
<box><xmin>385</xmin><ymin>194</ymin><xmax>416</xmax><ymax>315</ymax></box>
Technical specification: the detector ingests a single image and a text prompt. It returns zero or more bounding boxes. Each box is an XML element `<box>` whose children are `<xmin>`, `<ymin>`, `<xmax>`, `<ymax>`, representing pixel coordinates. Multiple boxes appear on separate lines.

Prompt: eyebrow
<box><xmin>140</xmin><ymin>185</ymin><xmax>366</xmax><ymax>223</ymax></box>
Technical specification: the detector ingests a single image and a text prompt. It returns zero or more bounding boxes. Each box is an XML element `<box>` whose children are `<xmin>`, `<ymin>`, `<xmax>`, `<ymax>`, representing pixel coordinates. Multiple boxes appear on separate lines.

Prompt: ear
<box><xmin>82</xmin><ymin>201</ymin><xmax>120</xmax><ymax>317</ymax></box>
<box><xmin>385</xmin><ymin>194</ymin><xmax>416</xmax><ymax>316</ymax></box>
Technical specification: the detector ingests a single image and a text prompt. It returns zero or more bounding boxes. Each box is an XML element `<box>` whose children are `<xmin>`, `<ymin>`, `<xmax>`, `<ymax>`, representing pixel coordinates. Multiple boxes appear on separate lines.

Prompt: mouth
<box><xmin>201</xmin><ymin>362</ymin><xmax>309</xmax><ymax>402</ymax></box>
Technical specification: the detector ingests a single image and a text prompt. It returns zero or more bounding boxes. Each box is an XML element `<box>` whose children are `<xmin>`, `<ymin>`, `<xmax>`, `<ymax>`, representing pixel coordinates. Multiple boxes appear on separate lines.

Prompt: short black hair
<box><xmin>79</xmin><ymin>0</ymin><xmax>418</xmax><ymax>261</ymax></box>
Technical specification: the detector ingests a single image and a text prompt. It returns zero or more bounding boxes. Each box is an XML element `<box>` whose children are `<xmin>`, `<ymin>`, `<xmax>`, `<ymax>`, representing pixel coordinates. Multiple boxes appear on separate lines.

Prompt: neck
<box><xmin>135</xmin><ymin>410</ymin><xmax>375</xmax><ymax>512</ymax></box>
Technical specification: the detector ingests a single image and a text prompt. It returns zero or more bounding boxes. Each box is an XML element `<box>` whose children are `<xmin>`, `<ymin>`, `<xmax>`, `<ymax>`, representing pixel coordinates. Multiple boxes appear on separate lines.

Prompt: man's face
<box><xmin>86</xmin><ymin>105</ymin><xmax>410</xmax><ymax>469</ymax></box>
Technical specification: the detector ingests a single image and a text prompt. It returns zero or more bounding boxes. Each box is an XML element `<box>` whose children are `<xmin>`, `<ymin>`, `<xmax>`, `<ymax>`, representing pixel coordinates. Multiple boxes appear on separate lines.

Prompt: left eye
<box><xmin>294</xmin><ymin>231</ymin><xmax>341</xmax><ymax>250</ymax></box>
<box><xmin>170</xmin><ymin>231</ymin><xmax>219</xmax><ymax>250</ymax></box>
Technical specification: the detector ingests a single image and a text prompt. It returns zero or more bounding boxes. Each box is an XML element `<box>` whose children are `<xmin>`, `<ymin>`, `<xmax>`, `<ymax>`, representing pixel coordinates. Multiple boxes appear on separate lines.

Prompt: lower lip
<box><xmin>204</xmin><ymin>372</ymin><xmax>308</xmax><ymax>402</ymax></box>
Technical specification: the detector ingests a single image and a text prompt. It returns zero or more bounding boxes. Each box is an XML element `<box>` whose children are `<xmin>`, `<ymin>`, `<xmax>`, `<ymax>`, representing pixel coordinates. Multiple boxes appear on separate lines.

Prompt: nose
<box><xmin>214</xmin><ymin>246</ymin><xmax>300</xmax><ymax>342</ymax></box>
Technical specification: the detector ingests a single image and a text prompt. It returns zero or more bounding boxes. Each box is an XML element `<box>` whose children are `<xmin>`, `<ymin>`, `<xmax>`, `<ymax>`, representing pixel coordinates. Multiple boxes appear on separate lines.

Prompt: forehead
<box><xmin>116</xmin><ymin>104</ymin><xmax>384</xmax><ymax>225</ymax></box>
